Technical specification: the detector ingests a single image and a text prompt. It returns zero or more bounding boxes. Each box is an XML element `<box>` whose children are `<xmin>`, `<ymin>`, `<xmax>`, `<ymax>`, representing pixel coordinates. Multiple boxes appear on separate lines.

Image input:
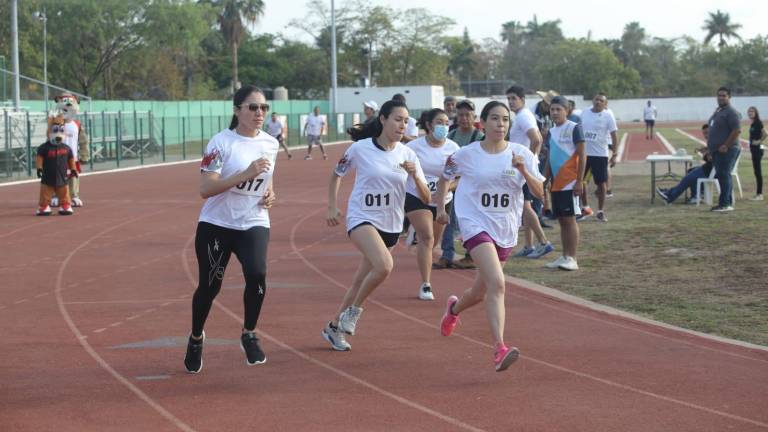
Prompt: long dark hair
<box><xmin>228</xmin><ymin>85</ymin><xmax>265</xmax><ymax>130</ymax></box>
<box><xmin>417</xmin><ymin>108</ymin><xmax>446</xmax><ymax>133</ymax></box>
<box><xmin>347</xmin><ymin>100</ymin><xmax>408</xmax><ymax>141</ymax></box>
<box><xmin>749</xmin><ymin>106</ymin><xmax>762</xmax><ymax>124</ymax></box>
<box><xmin>480</xmin><ymin>101</ymin><xmax>510</xmax><ymax>121</ymax></box>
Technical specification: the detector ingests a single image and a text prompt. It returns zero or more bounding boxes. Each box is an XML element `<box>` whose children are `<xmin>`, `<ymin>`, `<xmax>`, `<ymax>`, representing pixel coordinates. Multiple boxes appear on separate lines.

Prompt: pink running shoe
<box><xmin>494</xmin><ymin>344</ymin><xmax>520</xmax><ymax>372</ymax></box>
<box><xmin>440</xmin><ymin>296</ymin><xmax>459</xmax><ymax>336</ymax></box>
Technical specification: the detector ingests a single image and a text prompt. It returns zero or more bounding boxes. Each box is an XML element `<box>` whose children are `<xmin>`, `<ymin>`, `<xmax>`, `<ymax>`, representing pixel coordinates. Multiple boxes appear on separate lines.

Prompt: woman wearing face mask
<box><xmin>434</xmin><ymin>101</ymin><xmax>545</xmax><ymax>372</ymax></box>
<box><xmin>322</xmin><ymin>100</ymin><xmax>430</xmax><ymax>351</ymax></box>
<box><xmin>404</xmin><ymin>109</ymin><xmax>460</xmax><ymax>300</ymax></box>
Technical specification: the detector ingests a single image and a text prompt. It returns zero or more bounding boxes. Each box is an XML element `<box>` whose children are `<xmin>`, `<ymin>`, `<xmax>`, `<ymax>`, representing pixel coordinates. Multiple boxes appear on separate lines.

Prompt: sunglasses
<box><xmin>51</xmin><ymin>125</ymin><xmax>65</xmax><ymax>133</ymax></box>
<box><xmin>238</xmin><ymin>103</ymin><xmax>270</xmax><ymax>112</ymax></box>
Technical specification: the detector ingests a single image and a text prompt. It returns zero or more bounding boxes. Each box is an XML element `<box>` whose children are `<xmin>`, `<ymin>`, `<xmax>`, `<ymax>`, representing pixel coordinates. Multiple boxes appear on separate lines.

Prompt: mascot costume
<box><xmin>36</xmin><ymin>115</ymin><xmax>77</xmax><ymax>215</ymax></box>
<box><xmin>50</xmin><ymin>93</ymin><xmax>89</xmax><ymax>207</ymax></box>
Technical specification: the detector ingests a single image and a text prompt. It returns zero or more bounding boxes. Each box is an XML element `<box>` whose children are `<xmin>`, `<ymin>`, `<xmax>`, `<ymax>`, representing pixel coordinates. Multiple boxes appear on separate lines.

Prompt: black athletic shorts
<box><xmin>644</xmin><ymin>119</ymin><xmax>655</xmax><ymax>127</ymax></box>
<box><xmin>403</xmin><ymin>193</ymin><xmax>452</xmax><ymax>220</ymax></box>
<box><xmin>348</xmin><ymin>222</ymin><xmax>399</xmax><ymax>248</ymax></box>
<box><xmin>551</xmin><ymin>190</ymin><xmax>581</xmax><ymax>218</ymax></box>
<box><xmin>585</xmin><ymin>156</ymin><xmax>609</xmax><ymax>184</ymax></box>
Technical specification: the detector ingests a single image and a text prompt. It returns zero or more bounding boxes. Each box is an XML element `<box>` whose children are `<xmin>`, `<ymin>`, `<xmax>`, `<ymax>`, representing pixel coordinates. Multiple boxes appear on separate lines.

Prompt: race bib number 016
<box><xmin>362</xmin><ymin>190</ymin><xmax>393</xmax><ymax>211</ymax></box>
<box><xmin>231</xmin><ymin>178</ymin><xmax>265</xmax><ymax>196</ymax></box>
<box><xmin>480</xmin><ymin>192</ymin><xmax>511</xmax><ymax>212</ymax></box>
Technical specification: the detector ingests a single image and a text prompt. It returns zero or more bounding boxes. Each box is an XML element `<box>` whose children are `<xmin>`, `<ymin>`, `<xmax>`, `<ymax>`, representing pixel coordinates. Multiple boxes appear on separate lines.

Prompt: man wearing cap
<box><xmin>363</xmin><ymin>100</ymin><xmax>378</xmax><ymax>123</ymax></box>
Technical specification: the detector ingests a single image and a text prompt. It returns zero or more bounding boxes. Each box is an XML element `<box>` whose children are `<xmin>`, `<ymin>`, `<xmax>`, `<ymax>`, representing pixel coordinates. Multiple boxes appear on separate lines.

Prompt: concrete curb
<box><xmin>504</xmin><ymin>274</ymin><xmax>768</xmax><ymax>353</ymax></box>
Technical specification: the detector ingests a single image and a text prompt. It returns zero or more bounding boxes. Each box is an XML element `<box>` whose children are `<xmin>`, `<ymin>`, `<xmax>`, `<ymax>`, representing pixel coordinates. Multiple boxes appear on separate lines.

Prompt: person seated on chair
<box><xmin>656</xmin><ymin>124</ymin><xmax>712</xmax><ymax>204</ymax></box>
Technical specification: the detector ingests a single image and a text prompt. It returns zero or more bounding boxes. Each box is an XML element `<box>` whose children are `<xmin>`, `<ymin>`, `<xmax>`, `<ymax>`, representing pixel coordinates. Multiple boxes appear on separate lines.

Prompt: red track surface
<box><xmin>2</xmin><ymin>144</ymin><xmax>767</xmax><ymax>431</ymax></box>
<box><xmin>622</xmin><ymin>133</ymin><xmax>670</xmax><ymax>161</ymax></box>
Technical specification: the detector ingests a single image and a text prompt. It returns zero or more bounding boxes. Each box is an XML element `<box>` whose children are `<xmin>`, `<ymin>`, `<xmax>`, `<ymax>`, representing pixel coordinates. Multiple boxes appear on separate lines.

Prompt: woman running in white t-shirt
<box><xmin>405</xmin><ymin>108</ymin><xmax>460</xmax><ymax>301</ymax></box>
<box><xmin>322</xmin><ymin>100</ymin><xmax>430</xmax><ymax>351</ymax></box>
<box><xmin>184</xmin><ymin>85</ymin><xmax>278</xmax><ymax>373</ymax></box>
<box><xmin>434</xmin><ymin>101</ymin><xmax>545</xmax><ymax>372</ymax></box>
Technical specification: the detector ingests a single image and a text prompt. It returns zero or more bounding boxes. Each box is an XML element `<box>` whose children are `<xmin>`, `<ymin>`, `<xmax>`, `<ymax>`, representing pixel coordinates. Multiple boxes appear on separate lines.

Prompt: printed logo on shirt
<box><xmin>201</xmin><ymin>149</ymin><xmax>222</xmax><ymax>171</ymax></box>
<box><xmin>444</xmin><ymin>154</ymin><xmax>458</xmax><ymax>177</ymax></box>
<box><xmin>335</xmin><ymin>154</ymin><xmax>351</xmax><ymax>175</ymax></box>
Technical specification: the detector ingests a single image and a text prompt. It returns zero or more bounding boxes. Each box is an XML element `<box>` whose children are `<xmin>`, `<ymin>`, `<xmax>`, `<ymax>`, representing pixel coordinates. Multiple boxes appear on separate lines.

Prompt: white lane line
<box><xmin>56</xmin><ymin>210</ymin><xmax>196</xmax><ymax>432</ymax></box>
<box><xmin>615</xmin><ymin>132</ymin><xmax>628</xmax><ymax>162</ymax></box>
<box><xmin>14</xmin><ymin>299</ymin><xmax>28</xmax><ymax>304</ymax></box>
<box><xmin>655</xmin><ymin>131</ymin><xmax>676</xmax><ymax>154</ymax></box>
<box><xmin>94</xmin><ymin>328</ymin><xmax>107</xmax><ymax>333</ymax></box>
<box><xmin>289</xmin><ymin>209</ymin><xmax>768</xmax><ymax>430</ymax></box>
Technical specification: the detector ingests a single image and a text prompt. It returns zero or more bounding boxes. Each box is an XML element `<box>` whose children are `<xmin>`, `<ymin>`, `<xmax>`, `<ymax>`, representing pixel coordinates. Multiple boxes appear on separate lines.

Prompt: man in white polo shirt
<box><xmin>643</xmin><ymin>100</ymin><xmax>657</xmax><ymax>140</ymax></box>
<box><xmin>580</xmin><ymin>92</ymin><xmax>618</xmax><ymax>222</ymax></box>
<box><xmin>303</xmin><ymin>106</ymin><xmax>327</xmax><ymax>160</ymax></box>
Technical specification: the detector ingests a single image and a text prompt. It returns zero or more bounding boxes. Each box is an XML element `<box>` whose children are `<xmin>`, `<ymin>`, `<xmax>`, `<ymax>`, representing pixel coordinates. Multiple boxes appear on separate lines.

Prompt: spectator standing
<box><xmin>747</xmin><ymin>106</ymin><xmax>765</xmax><ymax>201</ymax></box>
<box><xmin>304</xmin><ymin>106</ymin><xmax>327</xmax><ymax>160</ymax></box>
<box><xmin>706</xmin><ymin>87</ymin><xmax>742</xmax><ymax>212</ymax></box>
<box><xmin>644</xmin><ymin>100</ymin><xmax>657</xmax><ymax>140</ymax></box>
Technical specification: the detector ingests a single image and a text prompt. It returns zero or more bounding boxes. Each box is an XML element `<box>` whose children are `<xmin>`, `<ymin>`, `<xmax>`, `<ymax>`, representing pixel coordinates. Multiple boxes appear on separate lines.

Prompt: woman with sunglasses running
<box><xmin>405</xmin><ymin>108</ymin><xmax>460</xmax><ymax>300</ymax></box>
<box><xmin>184</xmin><ymin>86</ymin><xmax>278</xmax><ymax>373</ymax></box>
<box><xmin>435</xmin><ymin>101</ymin><xmax>545</xmax><ymax>372</ymax></box>
<box><xmin>322</xmin><ymin>99</ymin><xmax>430</xmax><ymax>351</ymax></box>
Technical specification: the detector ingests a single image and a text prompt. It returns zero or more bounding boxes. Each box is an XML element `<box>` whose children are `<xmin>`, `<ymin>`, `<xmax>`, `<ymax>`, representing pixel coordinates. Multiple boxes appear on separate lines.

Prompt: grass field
<box><xmin>496</xmin><ymin>131</ymin><xmax>768</xmax><ymax>346</ymax></box>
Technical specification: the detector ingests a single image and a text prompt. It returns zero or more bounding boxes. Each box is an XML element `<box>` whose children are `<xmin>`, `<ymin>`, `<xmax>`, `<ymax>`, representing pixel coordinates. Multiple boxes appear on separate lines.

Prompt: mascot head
<box><xmin>54</xmin><ymin>93</ymin><xmax>80</xmax><ymax>121</ymax></box>
<box><xmin>48</xmin><ymin>115</ymin><xmax>66</xmax><ymax>144</ymax></box>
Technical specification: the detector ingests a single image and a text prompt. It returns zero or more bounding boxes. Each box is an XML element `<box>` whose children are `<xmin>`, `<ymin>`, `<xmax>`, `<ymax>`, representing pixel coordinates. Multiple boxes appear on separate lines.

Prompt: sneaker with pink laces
<box><xmin>494</xmin><ymin>344</ymin><xmax>520</xmax><ymax>372</ymax></box>
<box><xmin>440</xmin><ymin>296</ymin><xmax>459</xmax><ymax>336</ymax></box>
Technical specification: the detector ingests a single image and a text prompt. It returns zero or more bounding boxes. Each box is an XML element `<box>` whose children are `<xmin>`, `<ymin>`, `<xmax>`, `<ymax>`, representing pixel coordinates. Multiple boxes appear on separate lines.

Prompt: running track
<box><xmin>621</xmin><ymin>132</ymin><xmax>670</xmax><ymax>161</ymax></box>
<box><xmin>2</xmin><ymin>145</ymin><xmax>767</xmax><ymax>431</ymax></box>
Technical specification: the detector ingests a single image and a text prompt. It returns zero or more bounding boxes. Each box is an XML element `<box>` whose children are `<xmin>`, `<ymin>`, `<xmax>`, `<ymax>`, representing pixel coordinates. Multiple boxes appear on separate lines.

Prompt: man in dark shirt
<box><xmin>656</xmin><ymin>124</ymin><xmax>713</xmax><ymax>204</ymax></box>
<box><xmin>706</xmin><ymin>87</ymin><xmax>741</xmax><ymax>212</ymax></box>
<box><xmin>36</xmin><ymin>118</ymin><xmax>77</xmax><ymax>215</ymax></box>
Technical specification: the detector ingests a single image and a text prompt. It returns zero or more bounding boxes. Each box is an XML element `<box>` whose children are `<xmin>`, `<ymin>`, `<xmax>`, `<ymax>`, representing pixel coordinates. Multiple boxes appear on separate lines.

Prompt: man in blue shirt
<box><xmin>706</xmin><ymin>87</ymin><xmax>741</xmax><ymax>212</ymax></box>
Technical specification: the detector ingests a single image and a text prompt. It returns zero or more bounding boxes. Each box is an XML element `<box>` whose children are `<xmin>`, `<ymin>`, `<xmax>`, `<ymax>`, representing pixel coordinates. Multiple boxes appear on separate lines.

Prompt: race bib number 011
<box><xmin>480</xmin><ymin>192</ymin><xmax>511</xmax><ymax>212</ymax></box>
<box><xmin>362</xmin><ymin>190</ymin><xmax>393</xmax><ymax>211</ymax></box>
<box><xmin>231</xmin><ymin>178</ymin><xmax>265</xmax><ymax>196</ymax></box>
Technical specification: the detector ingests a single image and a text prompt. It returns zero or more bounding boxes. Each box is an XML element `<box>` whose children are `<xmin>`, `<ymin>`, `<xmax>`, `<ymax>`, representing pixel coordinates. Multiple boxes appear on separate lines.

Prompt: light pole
<box><xmin>11</xmin><ymin>0</ymin><xmax>21</xmax><ymax>111</ymax></box>
<box><xmin>330</xmin><ymin>0</ymin><xmax>338</xmax><ymax>114</ymax></box>
<box><xmin>34</xmin><ymin>8</ymin><xmax>48</xmax><ymax>111</ymax></box>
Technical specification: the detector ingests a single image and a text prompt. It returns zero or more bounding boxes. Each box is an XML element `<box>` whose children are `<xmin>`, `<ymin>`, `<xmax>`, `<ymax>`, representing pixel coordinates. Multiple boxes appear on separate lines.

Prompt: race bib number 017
<box><xmin>480</xmin><ymin>192</ymin><xmax>511</xmax><ymax>212</ymax></box>
<box><xmin>231</xmin><ymin>178</ymin><xmax>265</xmax><ymax>196</ymax></box>
<box><xmin>362</xmin><ymin>190</ymin><xmax>393</xmax><ymax>211</ymax></box>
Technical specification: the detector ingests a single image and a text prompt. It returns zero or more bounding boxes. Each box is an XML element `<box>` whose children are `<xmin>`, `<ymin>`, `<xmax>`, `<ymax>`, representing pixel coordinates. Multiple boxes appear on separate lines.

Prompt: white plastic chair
<box><xmin>695</xmin><ymin>151</ymin><xmax>743</xmax><ymax>206</ymax></box>
<box><xmin>696</xmin><ymin>167</ymin><xmax>719</xmax><ymax>206</ymax></box>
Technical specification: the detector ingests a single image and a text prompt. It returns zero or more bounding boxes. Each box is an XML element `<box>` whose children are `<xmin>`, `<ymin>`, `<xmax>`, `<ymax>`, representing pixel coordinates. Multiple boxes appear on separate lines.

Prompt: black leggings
<box><xmin>192</xmin><ymin>222</ymin><xmax>269</xmax><ymax>337</ymax></box>
<box><xmin>751</xmin><ymin>145</ymin><xmax>764</xmax><ymax>195</ymax></box>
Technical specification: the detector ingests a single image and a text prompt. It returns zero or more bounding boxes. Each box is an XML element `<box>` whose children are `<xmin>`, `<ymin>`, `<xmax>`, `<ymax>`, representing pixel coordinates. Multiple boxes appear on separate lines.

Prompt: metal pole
<box><xmin>43</xmin><ymin>9</ymin><xmax>48</xmax><ymax>111</ymax></box>
<box><xmin>11</xmin><ymin>0</ymin><xmax>21</xmax><ymax>111</ymax></box>
<box><xmin>330</xmin><ymin>0</ymin><xmax>338</xmax><ymax>114</ymax></box>
<box><xmin>25</xmin><ymin>111</ymin><xmax>31</xmax><ymax>177</ymax></box>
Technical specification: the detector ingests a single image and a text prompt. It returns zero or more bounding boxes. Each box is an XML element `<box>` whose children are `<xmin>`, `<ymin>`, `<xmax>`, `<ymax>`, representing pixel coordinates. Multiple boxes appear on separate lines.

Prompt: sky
<box><xmin>258</xmin><ymin>0</ymin><xmax>764</xmax><ymax>44</ymax></box>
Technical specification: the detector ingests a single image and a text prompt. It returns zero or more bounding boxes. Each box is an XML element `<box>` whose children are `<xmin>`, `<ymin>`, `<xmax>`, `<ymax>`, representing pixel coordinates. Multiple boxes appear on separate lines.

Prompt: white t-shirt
<box><xmin>306</xmin><ymin>114</ymin><xmax>325</xmax><ymax>136</ymax></box>
<box><xmin>405</xmin><ymin>117</ymin><xmax>419</xmax><ymax>137</ymax></box>
<box><xmin>335</xmin><ymin>138</ymin><xmax>427</xmax><ymax>233</ymax></box>
<box><xmin>508</xmin><ymin>107</ymin><xmax>537</xmax><ymax>149</ymax></box>
<box><xmin>581</xmin><ymin>108</ymin><xmax>618</xmax><ymax>157</ymax></box>
<box><xmin>442</xmin><ymin>141</ymin><xmax>545</xmax><ymax>248</ymax></box>
<box><xmin>266</xmin><ymin>119</ymin><xmax>283</xmax><ymax>137</ymax></box>
<box><xmin>63</xmin><ymin>121</ymin><xmax>80</xmax><ymax>160</ymax></box>
<box><xmin>405</xmin><ymin>136</ymin><xmax>460</xmax><ymax>206</ymax></box>
<box><xmin>643</xmin><ymin>105</ymin><xmax>657</xmax><ymax>121</ymax></box>
<box><xmin>198</xmin><ymin>129</ymin><xmax>279</xmax><ymax>230</ymax></box>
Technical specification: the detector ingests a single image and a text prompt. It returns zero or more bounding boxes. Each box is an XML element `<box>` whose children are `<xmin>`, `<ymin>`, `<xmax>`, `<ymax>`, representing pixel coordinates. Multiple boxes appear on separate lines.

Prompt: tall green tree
<box><xmin>208</xmin><ymin>0</ymin><xmax>265</xmax><ymax>92</ymax></box>
<box><xmin>702</xmin><ymin>10</ymin><xmax>742</xmax><ymax>48</ymax></box>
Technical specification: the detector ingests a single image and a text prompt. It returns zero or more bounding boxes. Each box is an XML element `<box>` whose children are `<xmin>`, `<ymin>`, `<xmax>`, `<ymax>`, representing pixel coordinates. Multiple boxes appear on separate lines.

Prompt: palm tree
<box><xmin>702</xmin><ymin>10</ymin><xmax>742</xmax><ymax>48</ymax></box>
<box><xmin>210</xmin><ymin>0</ymin><xmax>265</xmax><ymax>92</ymax></box>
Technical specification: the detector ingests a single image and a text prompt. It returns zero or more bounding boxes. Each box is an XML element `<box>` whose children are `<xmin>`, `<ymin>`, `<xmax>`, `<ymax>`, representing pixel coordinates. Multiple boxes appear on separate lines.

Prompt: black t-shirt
<box><xmin>749</xmin><ymin>120</ymin><xmax>765</xmax><ymax>143</ymax></box>
<box><xmin>37</xmin><ymin>141</ymin><xmax>73</xmax><ymax>187</ymax></box>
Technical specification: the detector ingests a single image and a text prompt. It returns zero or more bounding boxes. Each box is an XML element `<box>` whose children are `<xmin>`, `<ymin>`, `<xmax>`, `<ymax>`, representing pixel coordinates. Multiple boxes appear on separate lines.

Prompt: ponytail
<box><xmin>347</xmin><ymin>99</ymin><xmax>408</xmax><ymax>141</ymax></box>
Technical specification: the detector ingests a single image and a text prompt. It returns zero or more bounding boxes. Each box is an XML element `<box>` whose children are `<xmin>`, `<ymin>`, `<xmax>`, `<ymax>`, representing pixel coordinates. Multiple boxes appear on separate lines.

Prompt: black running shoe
<box><xmin>184</xmin><ymin>332</ymin><xmax>204</xmax><ymax>374</ymax></box>
<box><xmin>240</xmin><ymin>331</ymin><xmax>267</xmax><ymax>365</ymax></box>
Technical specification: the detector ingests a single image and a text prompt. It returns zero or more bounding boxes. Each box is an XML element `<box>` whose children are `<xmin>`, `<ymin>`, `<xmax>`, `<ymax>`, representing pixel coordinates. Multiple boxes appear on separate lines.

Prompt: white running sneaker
<box><xmin>338</xmin><ymin>305</ymin><xmax>363</xmax><ymax>335</ymax></box>
<box><xmin>405</xmin><ymin>225</ymin><xmax>417</xmax><ymax>247</ymax></box>
<box><xmin>418</xmin><ymin>283</ymin><xmax>435</xmax><ymax>301</ymax></box>
<box><xmin>72</xmin><ymin>197</ymin><xmax>83</xmax><ymax>207</ymax></box>
<box><xmin>558</xmin><ymin>256</ymin><xmax>579</xmax><ymax>271</ymax></box>
<box><xmin>322</xmin><ymin>322</ymin><xmax>351</xmax><ymax>351</ymax></box>
<box><xmin>545</xmin><ymin>256</ymin><xmax>567</xmax><ymax>269</ymax></box>
<box><xmin>50</xmin><ymin>197</ymin><xmax>59</xmax><ymax>207</ymax></box>
<box><xmin>749</xmin><ymin>194</ymin><xmax>764</xmax><ymax>201</ymax></box>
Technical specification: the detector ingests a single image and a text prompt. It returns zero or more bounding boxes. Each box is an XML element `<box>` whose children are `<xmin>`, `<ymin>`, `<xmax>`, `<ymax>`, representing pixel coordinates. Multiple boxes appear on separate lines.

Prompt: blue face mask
<box><xmin>432</xmin><ymin>124</ymin><xmax>449</xmax><ymax>140</ymax></box>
